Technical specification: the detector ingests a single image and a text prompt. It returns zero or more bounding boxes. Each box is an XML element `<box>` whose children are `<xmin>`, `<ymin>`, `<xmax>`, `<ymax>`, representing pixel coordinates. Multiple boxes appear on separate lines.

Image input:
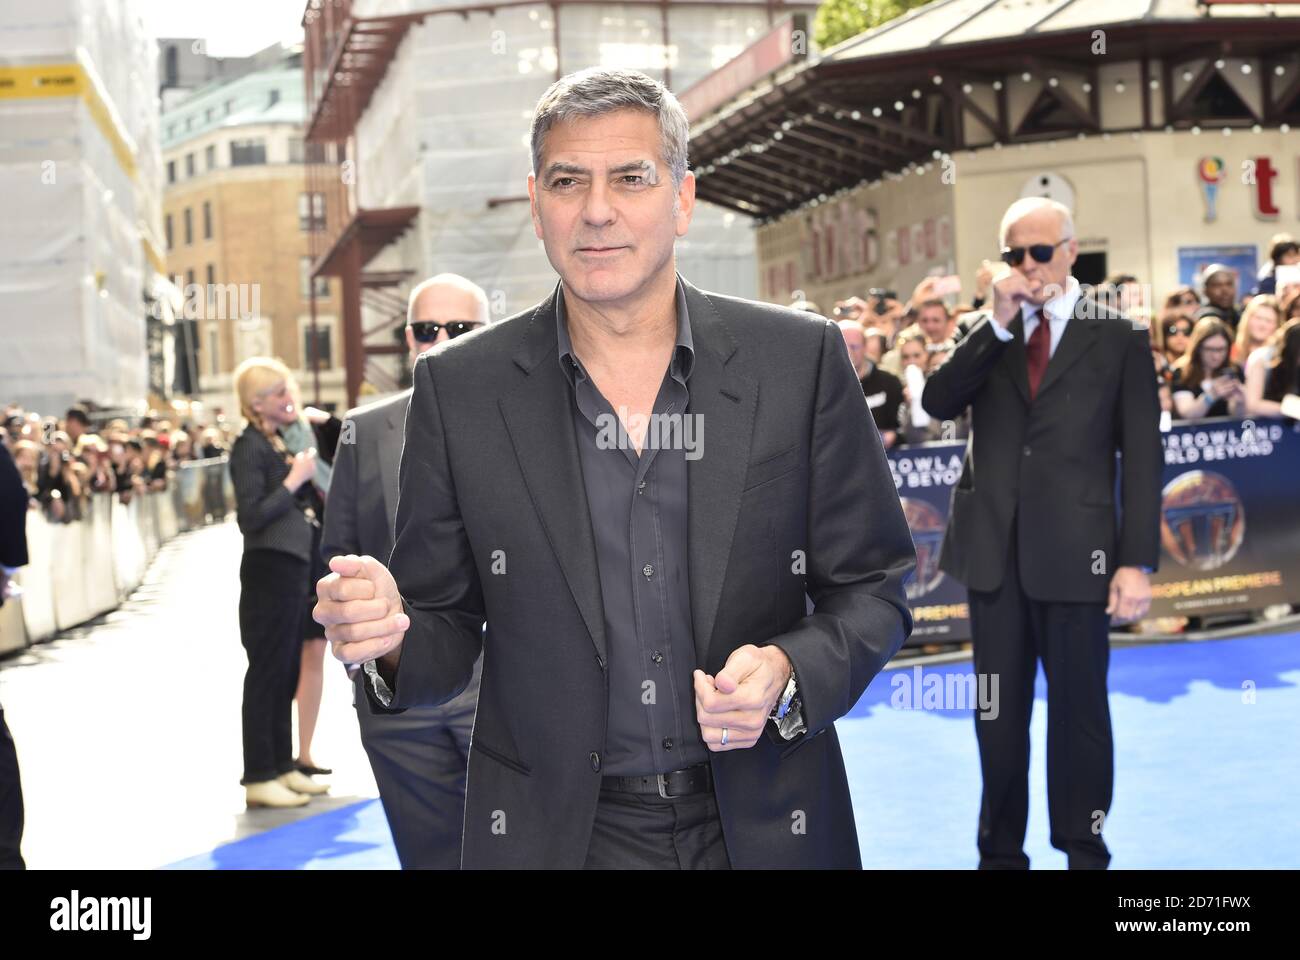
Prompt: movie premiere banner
<box><xmin>887</xmin><ymin>441</ymin><xmax>971</xmax><ymax>645</ymax></box>
<box><xmin>1147</xmin><ymin>416</ymin><xmax>1300</xmax><ymax>618</ymax></box>
<box><xmin>886</xmin><ymin>417</ymin><xmax>1300</xmax><ymax>639</ymax></box>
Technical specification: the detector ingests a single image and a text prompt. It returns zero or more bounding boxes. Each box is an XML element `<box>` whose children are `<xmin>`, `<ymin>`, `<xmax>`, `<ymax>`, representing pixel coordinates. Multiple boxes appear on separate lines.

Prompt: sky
<box><xmin>139</xmin><ymin>0</ymin><xmax>309</xmax><ymax>57</ymax></box>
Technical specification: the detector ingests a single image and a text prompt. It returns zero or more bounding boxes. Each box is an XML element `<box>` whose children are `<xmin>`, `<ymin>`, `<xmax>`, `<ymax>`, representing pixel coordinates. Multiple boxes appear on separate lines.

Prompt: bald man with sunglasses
<box><xmin>923</xmin><ymin>197</ymin><xmax>1162</xmax><ymax>870</ymax></box>
<box><xmin>322</xmin><ymin>273</ymin><xmax>491</xmax><ymax>868</ymax></box>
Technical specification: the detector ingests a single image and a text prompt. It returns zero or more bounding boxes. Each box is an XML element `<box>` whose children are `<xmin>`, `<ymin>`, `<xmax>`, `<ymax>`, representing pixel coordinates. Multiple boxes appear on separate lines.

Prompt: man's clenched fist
<box><xmin>314</xmin><ymin>554</ymin><xmax>409</xmax><ymax>670</ymax></box>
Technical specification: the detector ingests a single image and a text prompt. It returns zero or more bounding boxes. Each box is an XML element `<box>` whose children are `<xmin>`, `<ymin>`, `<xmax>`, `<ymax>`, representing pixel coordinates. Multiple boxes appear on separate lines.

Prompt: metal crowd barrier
<box><xmin>0</xmin><ymin>457</ymin><xmax>235</xmax><ymax>656</ymax></box>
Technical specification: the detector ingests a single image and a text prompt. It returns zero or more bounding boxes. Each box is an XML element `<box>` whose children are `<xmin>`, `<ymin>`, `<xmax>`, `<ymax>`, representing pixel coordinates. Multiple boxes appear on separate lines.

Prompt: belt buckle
<box><xmin>656</xmin><ymin>772</ymin><xmax>676</xmax><ymax>799</ymax></box>
<box><xmin>656</xmin><ymin>766</ymin><xmax>700</xmax><ymax>799</ymax></box>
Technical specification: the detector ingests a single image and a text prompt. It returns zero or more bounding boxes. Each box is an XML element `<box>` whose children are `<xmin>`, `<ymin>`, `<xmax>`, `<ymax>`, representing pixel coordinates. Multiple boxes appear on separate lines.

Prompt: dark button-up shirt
<box><xmin>556</xmin><ymin>279</ymin><xmax>707</xmax><ymax>777</ymax></box>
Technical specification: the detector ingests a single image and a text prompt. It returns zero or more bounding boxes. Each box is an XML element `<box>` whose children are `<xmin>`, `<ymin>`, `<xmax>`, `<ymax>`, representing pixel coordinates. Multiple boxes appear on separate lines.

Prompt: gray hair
<box><xmin>406</xmin><ymin>273</ymin><xmax>492</xmax><ymax>326</ymax></box>
<box><xmin>999</xmin><ymin>196</ymin><xmax>1074</xmax><ymax>247</ymax></box>
<box><xmin>530</xmin><ymin>68</ymin><xmax>690</xmax><ymax>191</ymax></box>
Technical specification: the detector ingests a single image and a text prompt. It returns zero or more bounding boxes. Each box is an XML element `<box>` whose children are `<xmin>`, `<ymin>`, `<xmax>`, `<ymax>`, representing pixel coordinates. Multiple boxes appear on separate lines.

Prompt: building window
<box><xmin>205</xmin><ymin>107</ymin><xmax>214</xmax><ymax>123</ymax></box>
<box><xmin>166</xmin><ymin>160</ymin><xmax>176</xmax><ymax>184</ymax></box>
<box><xmin>185</xmin><ymin>153</ymin><xmax>195</xmax><ymax>177</ymax></box>
<box><xmin>183</xmin><ymin>208</ymin><xmax>192</xmax><ymax>245</ymax></box>
<box><xmin>224</xmin><ymin>99</ymin><xmax>233</xmax><ymax>116</ymax></box>
<box><xmin>165</xmin><ymin>213</ymin><xmax>173</xmax><ymax>250</ymax></box>
<box><xmin>164</xmin><ymin>45</ymin><xmax>179</xmax><ymax>88</ymax></box>
<box><xmin>208</xmin><ymin>327</ymin><xmax>219</xmax><ymax>377</ymax></box>
<box><xmin>185</xmin><ymin>117</ymin><xmax>192</xmax><ymax>131</ymax></box>
<box><xmin>202</xmin><ymin>201</ymin><xmax>212</xmax><ymax>240</ymax></box>
<box><xmin>299</xmin><ymin>257</ymin><xmax>329</xmax><ymax>299</ymax></box>
<box><xmin>185</xmin><ymin>268</ymin><xmax>195</xmax><ymax>289</ymax></box>
<box><xmin>305</xmin><ymin>141</ymin><xmax>327</xmax><ymax>163</ymax></box>
<box><xmin>268</xmin><ymin>89</ymin><xmax>280</xmax><ymax>108</ymax></box>
<box><xmin>298</xmin><ymin>192</ymin><xmax>326</xmax><ymax>231</ymax></box>
<box><xmin>167</xmin><ymin>124</ymin><xmax>175</xmax><ymax>139</ymax></box>
<box><xmin>230</xmin><ymin>139</ymin><xmax>266</xmax><ymax>166</ymax></box>
<box><xmin>288</xmin><ymin>138</ymin><xmax>304</xmax><ymax>163</ymax></box>
<box><xmin>303</xmin><ymin>324</ymin><xmax>332</xmax><ymax>369</ymax></box>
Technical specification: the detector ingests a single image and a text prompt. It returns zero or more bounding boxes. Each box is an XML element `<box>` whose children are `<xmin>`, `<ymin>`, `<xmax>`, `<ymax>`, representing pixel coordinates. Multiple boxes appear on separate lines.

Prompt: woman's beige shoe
<box><xmin>246</xmin><ymin>779</ymin><xmax>311</xmax><ymax>808</ymax></box>
<box><xmin>278</xmin><ymin>769</ymin><xmax>330</xmax><ymax>796</ymax></box>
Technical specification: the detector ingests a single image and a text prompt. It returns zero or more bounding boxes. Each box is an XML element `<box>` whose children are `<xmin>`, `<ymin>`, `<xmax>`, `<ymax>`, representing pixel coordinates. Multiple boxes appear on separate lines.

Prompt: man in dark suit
<box><xmin>322</xmin><ymin>273</ymin><xmax>490</xmax><ymax>869</ymax></box>
<box><xmin>922</xmin><ymin>197</ymin><xmax>1162</xmax><ymax>869</ymax></box>
<box><xmin>315</xmin><ymin>67</ymin><xmax>915</xmax><ymax>869</ymax></box>
<box><xmin>0</xmin><ymin>439</ymin><xmax>29</xmax><ymax>869</ymax></box>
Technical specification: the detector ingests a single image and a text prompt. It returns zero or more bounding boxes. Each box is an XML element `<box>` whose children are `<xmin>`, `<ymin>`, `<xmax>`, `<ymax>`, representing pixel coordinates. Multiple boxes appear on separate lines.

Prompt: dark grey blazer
<box><xmin>228</xmin><ymin>426</ymin><xmax>313</xmax><ymax>563</ymax></box>
<box><xmin>921</xmin><ymin>299</ymin><xmax>1162</xmax><ymax>603</ymax></box>
<box><xmin>371</xmin><ymin>277</ymin><xmax>916</xmax><ymax>869</ymax></box>
<box><xmin>321</xmin><ymin>390</ymin><xmax>410</xmax><ymax>565</ymax></box>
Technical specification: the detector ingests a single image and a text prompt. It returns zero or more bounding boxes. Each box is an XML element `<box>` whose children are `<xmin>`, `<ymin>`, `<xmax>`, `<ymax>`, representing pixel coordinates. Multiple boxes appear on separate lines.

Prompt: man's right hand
<box><xmin>990</xmin><ymin>268</ymin><xmax>1036</xmax><ymax>327</ymax></box>
<box><xmin>315</xmin><ymin>554</ymin><xmax>409</xmax><ymax>670</ymax></box>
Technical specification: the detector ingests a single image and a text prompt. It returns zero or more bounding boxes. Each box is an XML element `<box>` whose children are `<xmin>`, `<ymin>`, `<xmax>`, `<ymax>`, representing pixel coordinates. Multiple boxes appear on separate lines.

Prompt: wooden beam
<box><xmin>800</xmin><ymin>114</ymin><xmax>915</xmax><ymax>159</ymax></box>
<box><xmin>935</xmin><ymin>81</ymin><xmax>1004</xmax><ymax>140</ymax></box>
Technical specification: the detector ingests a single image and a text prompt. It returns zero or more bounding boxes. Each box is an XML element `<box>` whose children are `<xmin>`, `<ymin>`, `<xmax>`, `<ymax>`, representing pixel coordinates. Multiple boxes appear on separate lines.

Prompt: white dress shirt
<box><xmin>989</xmin><ymin>276</ymin><xmax>1081</xmax><ymax>358</ymax></box>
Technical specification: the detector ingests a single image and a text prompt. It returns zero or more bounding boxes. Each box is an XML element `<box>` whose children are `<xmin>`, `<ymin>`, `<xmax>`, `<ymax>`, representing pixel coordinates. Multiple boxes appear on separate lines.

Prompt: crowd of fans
<box><xmin>0</xmin><ymin>403</ymin><xmax>235</xmax><ymax>523</ymax></box>
<box><xmin>800</xmin><ymin>233</ymin><xmax>1300</xmax><ymax>447</ymax></box>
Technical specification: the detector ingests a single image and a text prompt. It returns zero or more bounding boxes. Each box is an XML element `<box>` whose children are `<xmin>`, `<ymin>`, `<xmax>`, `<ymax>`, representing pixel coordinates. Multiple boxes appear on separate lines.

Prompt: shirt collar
<box><xmin>556</xmin><ymin>275</ymin><xmax>695</xmax><ymax>385</ymax></box>
<box><xmin>1026</xmin><ymin>276</ymin><xmax>1081</xmax><ymax>324</ymax></box>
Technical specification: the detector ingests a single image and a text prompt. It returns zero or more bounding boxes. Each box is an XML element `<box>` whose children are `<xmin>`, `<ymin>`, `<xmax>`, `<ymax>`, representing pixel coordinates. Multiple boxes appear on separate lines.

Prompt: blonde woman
<box><xmin>1233</xmin><ymin>294</ymin><xmax>1280</xmax><ymax>365</ymax></box>
<box><xmin>229</xmin><ymin>358</ymin><xmax>329</xmax><ymax>808</ymax></box>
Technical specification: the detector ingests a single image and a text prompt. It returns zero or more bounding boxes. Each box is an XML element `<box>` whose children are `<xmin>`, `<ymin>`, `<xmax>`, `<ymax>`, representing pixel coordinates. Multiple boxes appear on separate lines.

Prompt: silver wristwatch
<box><xmin>769</xmin><ymin>672</ymin><xmax>807</xmax><ymax>740</ymax></box>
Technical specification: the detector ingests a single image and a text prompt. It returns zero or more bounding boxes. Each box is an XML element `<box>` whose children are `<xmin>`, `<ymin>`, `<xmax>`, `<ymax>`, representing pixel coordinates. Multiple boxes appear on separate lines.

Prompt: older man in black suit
<box><xmin>923</xmin><ymin>197</ymin><xmax>1162</xmax><ymax>869</ymax></box>
<box><xmin>316</xmin><ymin>68</ymin><xmax>915</xmax><ymax>869</ymax></box>
<box><xmin>322</xmin><ymin>273</ymin><xmax>491</xmax><ymax>869</ymax></box>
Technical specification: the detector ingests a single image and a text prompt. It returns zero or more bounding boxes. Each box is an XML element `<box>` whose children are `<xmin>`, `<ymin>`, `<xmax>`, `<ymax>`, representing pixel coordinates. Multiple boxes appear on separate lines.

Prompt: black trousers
<box><xmin>238</xmin><ymin>548</ymin><xmax>308</xmax><ymax>784</ymax></box>
<box><xmin>583</xmin><ymin>785</ymin><xmax>732</xmax><ymax>869</ymax></box>
<box><xmin>0</xmin><ymin>706</ymin><xmax>23</xmax><ymax>869</ymax></box>
<box><xmin>967</xmin><ymin>519</ymin><xmax>1114</xmax><ymax>869</ymax></box>
<box><xmin>354</xmin><ymin>658</ymin><xmax>480</xmax><ymax>870</ymax></box>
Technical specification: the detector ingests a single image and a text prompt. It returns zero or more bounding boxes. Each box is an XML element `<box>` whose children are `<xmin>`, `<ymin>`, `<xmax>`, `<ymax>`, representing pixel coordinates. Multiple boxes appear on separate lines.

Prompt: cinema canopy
<box><xmin>685</xmin><ymin>0</ymin><xmax>1300</xmax><ymax>311</ymax></box>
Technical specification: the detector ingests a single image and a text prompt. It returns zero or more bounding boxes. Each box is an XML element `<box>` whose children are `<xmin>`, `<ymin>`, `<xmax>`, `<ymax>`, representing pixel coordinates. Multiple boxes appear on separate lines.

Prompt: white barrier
<box><xmin>0</xmin><ymin>460</ymin><xmax>234</xmax><ymax>657</ymax></box>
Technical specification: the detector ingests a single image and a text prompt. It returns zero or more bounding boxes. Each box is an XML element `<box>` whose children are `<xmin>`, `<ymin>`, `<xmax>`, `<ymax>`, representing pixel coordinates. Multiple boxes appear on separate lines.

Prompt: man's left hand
<box><xmin>694</xmin><ymin>644</ymin><xmax>793</xmax><ymax>751</ymax></box>
<box><xmin>1107</xmin><ymin>566</ymin><xmax>1152</xmax><ymax>623</ymax></box>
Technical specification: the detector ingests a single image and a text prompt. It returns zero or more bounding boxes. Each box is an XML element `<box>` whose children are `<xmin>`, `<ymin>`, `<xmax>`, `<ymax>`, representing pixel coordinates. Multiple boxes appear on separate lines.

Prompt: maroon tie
<box><xmin>1025</xmin><ymin>311</ymin><xmax>1050</xmax><ymax>401</ymax></box>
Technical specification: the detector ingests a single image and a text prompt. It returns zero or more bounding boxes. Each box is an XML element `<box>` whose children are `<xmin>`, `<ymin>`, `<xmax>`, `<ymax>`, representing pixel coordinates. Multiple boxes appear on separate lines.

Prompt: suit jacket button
<box><xmin>589</xmin><ymin>751</ymin><xmax>601</xmax><ymax>772</ymax></box>
<box><xmin>1022</xmin><ymin>445</ymin><xmax>1032</xmax><ymax>456</ymax></box>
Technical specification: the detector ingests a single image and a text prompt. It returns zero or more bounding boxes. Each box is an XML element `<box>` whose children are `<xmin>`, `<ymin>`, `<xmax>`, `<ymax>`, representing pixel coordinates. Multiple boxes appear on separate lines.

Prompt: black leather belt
<box><xmin>601</xmin><ymin>763</ymin><xmax>713</xmax><ymax>799</ymax></box>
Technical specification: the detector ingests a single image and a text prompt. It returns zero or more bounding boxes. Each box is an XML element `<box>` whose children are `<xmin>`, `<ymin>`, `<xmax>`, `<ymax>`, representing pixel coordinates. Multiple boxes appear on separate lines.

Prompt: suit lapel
<box><xmin>498</xmin><ymin>289</ymin><xmax>608</xmax><ymax>665</ymax></box>
<box><xmin>681</xmin><ymin>280</ymin><xmax>758</xmax><ymax>667</ymax></box>
<box><xmin>1036</xmin><ymin>296</ymin><xmax>1100</xmax><ymax>399</ymax></box>
<box><xmin>1000</xmin><ymin>310</ymin><xmax>1031</xmax><ymax>406</ymax></box>
<box><xmin>378</xmin><ymin>391</ymin><xmax>408</xmax><ymax>527</ymax></box>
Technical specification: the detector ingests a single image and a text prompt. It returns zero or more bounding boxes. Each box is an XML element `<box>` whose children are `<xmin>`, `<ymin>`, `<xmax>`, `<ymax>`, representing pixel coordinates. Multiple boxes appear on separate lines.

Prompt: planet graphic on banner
<box><xmin>1159</xmin><ymin>470</ymin><xmax>1246</xmax><ymax>570</ymax></box>
<box><xmin>900</xmin><ymin>497</ymin><xmax>946</xmax><ymax>598</ymax></box>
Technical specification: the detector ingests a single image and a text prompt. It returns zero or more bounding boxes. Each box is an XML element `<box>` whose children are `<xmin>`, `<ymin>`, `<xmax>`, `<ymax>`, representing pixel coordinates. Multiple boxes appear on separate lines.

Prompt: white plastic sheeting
<box><xmin>352</xmin><ymin>0</ymin><xmax>763</xmax><ymax>345</ymax></box>
<box><xmin>0</xmin><ymin>0</ymin><xmax>162</xmax><ymax>415</ymax></box>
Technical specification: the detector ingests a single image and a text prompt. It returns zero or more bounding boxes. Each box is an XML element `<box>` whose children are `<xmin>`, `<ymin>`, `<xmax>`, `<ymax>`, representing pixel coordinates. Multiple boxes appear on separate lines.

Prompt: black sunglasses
<box><xmin>410</xmin><ymin>320</ymin><xmax>481</xmax><ymax>343</ymax></box>
<box><xmin>1164</xmin><ymin>323</ymin><xmax>1192</xmax><ymax>337</ymax></box>
<box><xmin>1000</xmin><ymin>239</ymin><xmax>1069</xmax><ymax>267</ymax></box>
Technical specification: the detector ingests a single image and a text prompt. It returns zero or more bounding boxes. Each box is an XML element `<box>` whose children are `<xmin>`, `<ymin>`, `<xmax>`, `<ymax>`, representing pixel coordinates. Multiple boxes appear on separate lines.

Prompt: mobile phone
<box><xmin>1275</xmin><ymin>264</ymin><xmax>1300</xmax><ymax>291</ymax></box>
<box><xmin>931</xmin><ymin>274</ymin><xmax>961</xmax><ymax>297</ymax></box>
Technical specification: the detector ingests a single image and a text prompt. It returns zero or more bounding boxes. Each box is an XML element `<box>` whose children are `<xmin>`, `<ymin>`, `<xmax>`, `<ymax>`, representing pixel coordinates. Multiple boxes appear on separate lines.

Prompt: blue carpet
<box><xmin>168</xmin><ymin>631</ymin><xmax>1300</xmax><ymax>869</ymax></box>
<box><xmin>166</xmin><ymin>799</ymin><xmax>399</xmax><ymax>870</ymax></box>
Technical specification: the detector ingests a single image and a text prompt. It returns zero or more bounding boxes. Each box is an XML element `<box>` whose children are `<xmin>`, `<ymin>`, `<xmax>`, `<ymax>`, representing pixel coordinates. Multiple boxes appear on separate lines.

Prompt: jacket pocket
<box><xmin>743</xmin><ymin>444</ymin><xmax>800</xmax><ymax>492</ymax></box>
<box><xmin>472</xmin><ymin>738</ymin><xmax>532</xmax><ymax>777</ymax></box>
<box><xmin>779</xmin><ymin>726</ymin><xmax>825</xmax><ymax>761</ymax></box>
